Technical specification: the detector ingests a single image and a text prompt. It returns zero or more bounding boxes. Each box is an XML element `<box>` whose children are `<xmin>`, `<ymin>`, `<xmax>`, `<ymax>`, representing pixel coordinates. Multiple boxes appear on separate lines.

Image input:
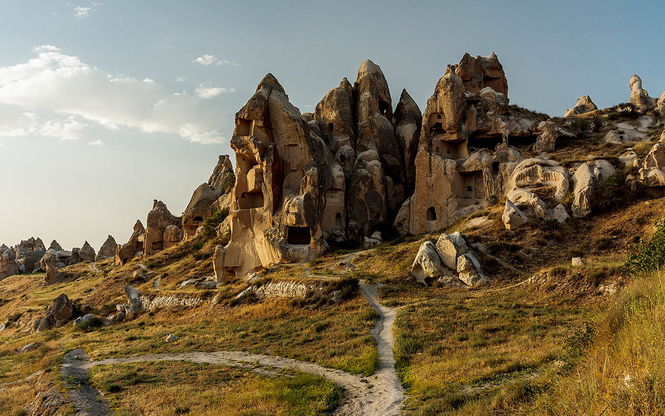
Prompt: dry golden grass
<box><xmin>89</xmin><ymin>361</ymin><xmax>343</xmax><ymax>416</ymax></box>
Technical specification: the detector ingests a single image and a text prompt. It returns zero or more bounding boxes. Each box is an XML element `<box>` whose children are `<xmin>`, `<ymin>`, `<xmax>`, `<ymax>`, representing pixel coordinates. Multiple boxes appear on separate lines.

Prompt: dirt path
<box><xmin>60</xmin><ymin>349</ymin><xmax>112</xmax><ymax>416</ymax></box>
<box><xmin>60</xmin><ymin>248</ymin><xmax>404</xmax><ymax>415</ymax></box>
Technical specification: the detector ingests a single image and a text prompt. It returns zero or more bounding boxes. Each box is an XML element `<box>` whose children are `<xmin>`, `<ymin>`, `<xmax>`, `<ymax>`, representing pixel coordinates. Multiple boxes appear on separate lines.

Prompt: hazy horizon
<box><xmin>1</xmin><ymin>0</ymin><xmax>664</xmax><ymax>251</ymax></box>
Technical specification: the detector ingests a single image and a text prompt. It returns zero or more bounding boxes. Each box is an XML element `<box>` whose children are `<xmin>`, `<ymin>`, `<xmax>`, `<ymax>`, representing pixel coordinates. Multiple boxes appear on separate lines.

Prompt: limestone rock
<box><xmin>564</xmin><ymin>95</ymin><xmax>597</xmax><ymax>117</ymax></box>
<box><xmin>604</xmin><ymin>130</ymin><xmax>622</xmax><ymax>144</ymax></box>
<box><xmin>411</xmin><ymin>241</ymin><xmax>446</xmax><ymax>284</ymax></box>
<box><xmin>18</xmin><ymin>342</ymin><xmax>40</xmax><ymax>353</ymax></box>
<box><xmin>79</xmin><ymin>241</ymin><xmax>96</xmax><ymax>262</ymax></box>
<box><xmin>48</xmin><ymin>240</ymin><xmax>62</xmax><ymax>251</ymax></box>
<box><xmin>572</xmin><ymin>160</ymin><xmax>616</xmax><ymax>218</ymax></box>
<box><xmin>619</xmin><ymin>149</ymin><xmax>640</xmax><ymax>168</ymax></box>
<box><xmin>572</xmin><ymin>257</ymin><xmax>584</xmax><ymax>267</ymax></box>
<box><xmin>165</xmin><ymin>334</ymin><xmax>178</xmax><ymax>343</ymax></box>
<box><xmin>502</xmin><ymin>199</ymin><xmax>529</xmax><ymax>230</ymax></box>
<box><xmin>456</xmin><ymin>253</ymin><xmax>485</xmax><ymax>287</ymax></box>
<box><xmin>550</xmin><ymin>204</ymin><xmax>570</xmax><ymax>223</ymax></box>
<box><xmin>116</xmin><ymin>220</ymin><xmax>146</xmax><ymax>265</ymax></box>
<box><xmin>36</xmin><ymin>293</ymin><xmax>74</xmax><ymax>330</ymax></box>
<box><xmin>96</xmin><ymin>235</ymin><xmax>117</xmax><ymax>261</ymax></box>
<box><xmin>435</xmin><ymin>232</ymin><xmax>468</xmax><ymax>270</ymax></box>
<box><xmin>145</xmin><ymin>200</ymin><xmax>181</xmax><ymax>256</ymax></box>
<box><xmin>629</xmin><ymin>74</ymin><xmax>656</xmax><ymax>112</ymax></box>
<box><xmin>213</xmin><ymin>245</ymin><xmax>227</xmax><ymax>283</ymax></box>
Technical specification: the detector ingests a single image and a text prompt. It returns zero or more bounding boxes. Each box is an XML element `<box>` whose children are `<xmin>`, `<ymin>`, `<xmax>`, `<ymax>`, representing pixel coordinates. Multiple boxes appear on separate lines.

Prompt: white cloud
<box><xmin>0</xmin><ymin>46</ymin><xmax>228</xmax><ymax>144</ymax></box>
<box><xmin>192</xmin><ymin>54</ymin><xmax>239</xmax><ymax>67</ymax></box>
<box><xmin>194</xmin><ymin>84</ymin><xmax>235</xmax><ymax>98</ymax></box>
<box><xmin>176</xmin><ymin>77</ymin><xmax>186</xmax><ymax>82</ymax></box>
<box><xmin>87</xmin><ymin>139</ymin><xmax>105</xmax><ymax>147</ymax></box>
<box><xmin>39</xmin><ymin>116</ymin><xmax>86</xmax><ymax>141</ymax></box>
<box><xmin>74</xmin><ymin>2</ymin><xmax>101</xmax><ymax>18</ymax></box>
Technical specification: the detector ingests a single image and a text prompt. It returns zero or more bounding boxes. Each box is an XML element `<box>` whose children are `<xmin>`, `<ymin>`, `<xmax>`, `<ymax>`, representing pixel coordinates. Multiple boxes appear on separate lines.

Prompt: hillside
<box><xmin>3</xmin><ymin>52</ymin><xmax>665</xmax><ymax>415</ymax></box>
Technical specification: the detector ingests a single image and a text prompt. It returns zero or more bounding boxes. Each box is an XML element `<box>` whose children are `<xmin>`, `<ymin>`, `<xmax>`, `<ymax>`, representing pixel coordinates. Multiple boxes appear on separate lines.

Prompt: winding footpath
<box><xmin>60</xmin><ymin>250</ymin><xmax>404</xmax><ymax>415</ymax></box>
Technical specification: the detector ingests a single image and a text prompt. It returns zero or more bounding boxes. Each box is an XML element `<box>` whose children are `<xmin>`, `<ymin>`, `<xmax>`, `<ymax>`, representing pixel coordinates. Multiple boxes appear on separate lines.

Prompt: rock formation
<box><xmin>564</xmin><ymin>95</ymin><xmax>597</xmax><ymax>117</ymax></box>
<box><xmin>571</xmin><ymin>160</ymin><xmax>616</xmax><ymax>218</ymax></box>
<box><xmin>394</xmin><ymin>53</ymin><xmax>550</xmax><ymax>235</ymax></box>
<box><xmin>49</xmin><ymin>240</ymin><xmax>63</xmax><ymax>251</ymax></box>
<box><xmin>411</xmin><ymin>232</ymin><xmax>484</xmax><ymax>287</ymax></box>
<box><xmin>14</xmin><ymin>237</ymin><xmax>46</xmax><ymax>274</ymax></box>
<box><xmin>79</xmin><ymin>241</ymin><xmax>96</xmax><ymax>262</ymax></box>
<box><xmin>34</xmin><ymin>293</ymin><xmax>72</xmax><ymax>332</ymax></box>
<box><xmin>182</xmin><ymin>155</ymin><xmax>235</xmax><ymax>239</ymax></box>
<box><xmin>96</xmin><ymin>235</ymin><xmax>117</xmax><ymax>261</ymax></box>
<box><xmin>115</xmin><ymin>220</ymin><xmax>146</xmax><ymax>265</ymax></box>
<box><xmin>144</xmin><ymin>200</ymin><xmax>181</xmax><ymax>256</ymax></box>
<box><xmin>629</xmin><ymin>74</ymin><xmax>656</xmax><ymax>112</ymax></box>
<box><xmin>0</xmin><ymin>245</ymin><xmax>18</xmax><ymax>279</ymax></box>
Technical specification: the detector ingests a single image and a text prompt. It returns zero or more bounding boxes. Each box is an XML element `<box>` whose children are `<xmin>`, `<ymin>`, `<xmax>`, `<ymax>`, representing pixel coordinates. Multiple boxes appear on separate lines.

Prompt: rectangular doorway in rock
<box><xmin>287</xmin><ymin>227</ymin><xmax>310</xmax><ymax>245</ymax></box>
<box><xmin>459</xmin><ymin>170</ymin><xmax>485</xmax><ymax>200</ymax></box>
<box><xmin>237</xmin><ymin>118</ymin><xmax>252</xmax><ymax>136</ymax></box>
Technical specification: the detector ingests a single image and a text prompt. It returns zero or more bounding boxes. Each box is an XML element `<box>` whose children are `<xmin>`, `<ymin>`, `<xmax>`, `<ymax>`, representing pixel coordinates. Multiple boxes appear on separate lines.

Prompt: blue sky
<box><xmin>1</xmin><ymin>0</ymin><xmax>664</xmax><ymax>250</ymax></box>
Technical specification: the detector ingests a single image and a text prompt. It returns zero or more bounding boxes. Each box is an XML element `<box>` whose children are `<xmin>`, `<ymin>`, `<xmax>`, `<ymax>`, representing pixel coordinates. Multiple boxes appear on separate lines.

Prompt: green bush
<box><xmin>203</xmin><ymin>208</ymin><xmax>229</xmax><ymax>237</ymax></box>
<box><xmin>597</xmin><ymin>169</ymin><xmax>642</xmax><ymax>212</ymax></box>
<box><xmin>626</xmin><ymin>217</ymin><xmax>665</xmax><ymax>274</ymax></box>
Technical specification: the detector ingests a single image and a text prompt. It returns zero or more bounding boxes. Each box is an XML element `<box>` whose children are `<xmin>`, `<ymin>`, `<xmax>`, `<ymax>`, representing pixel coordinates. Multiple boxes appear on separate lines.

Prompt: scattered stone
<box><xmin>195</xmin><ymin>280</ymin><xmax>218</xmax><ymax>290</ymax></box>
<box><xmin>180</xmin><ymin>279</ymin><xmax>199</xmax><ymax>287</ymax></box>
<box><xmin>18</xmin><ymin>342</ymin><xmax>40</xmax><ymax>353</ymax></box>
<box><xmin>572</xmin><ymin>257</ymin><xmax>584</xmax><ymax>267</ymax></box>
<box><xmin>550</xmin><ymin>204</ymin><xmax>570</xmax><ymax>223</ymax></box>
<box><xmin>435</xmin><ymin>232</ymin><xmax>468</xmax><ymax>270</ymax></box>
<box><xmin>124</xmin><ymin>285</ymin><xmax>142</xmax><ymax>315</ymax></box>
<box><xmin>456</xmin><ymin>253</ymin><xmax>485</xmax><ymax>287</ymax></box>
<box><xmin>411</xmin><ymin>241</ymin><xmax>447</xmax><ymax>284</ymax></box>
<box><xmin>165</xmin><ymin>334</ymin><xmax>178</xmax><ymax>343</ymax></box>
<box><xmin>502</xmin><ymin>199</ymin><xmax>529</xmax><ymax>230</ymax></box>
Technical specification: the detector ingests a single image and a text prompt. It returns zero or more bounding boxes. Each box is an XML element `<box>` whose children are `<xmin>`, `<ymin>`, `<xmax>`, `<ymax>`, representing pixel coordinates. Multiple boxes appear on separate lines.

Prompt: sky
<box><xmin>1</xmin><ymin>0</ymin><xmax>664</xmax><ymax>251</ymax></box>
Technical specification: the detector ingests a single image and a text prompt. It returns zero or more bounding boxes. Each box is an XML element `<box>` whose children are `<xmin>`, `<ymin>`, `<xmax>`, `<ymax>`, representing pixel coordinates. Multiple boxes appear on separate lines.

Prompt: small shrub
<box><xmin>568</xmin><ymin>118</ymin><xmax>593</xmax><ymax>137</ymax></box>
<box><xmin>626</xmin><ymin>217</ymin><xmax>665</xmax><ymax>274</ymax></box>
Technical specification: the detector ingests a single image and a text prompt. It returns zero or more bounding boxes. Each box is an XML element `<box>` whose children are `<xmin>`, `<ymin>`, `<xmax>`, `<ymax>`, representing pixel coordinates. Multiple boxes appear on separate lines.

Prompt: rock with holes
<box><xmin>411</xmin><ymin>241</ymin><xmax>447</xmax><ymax>284</ymax></box>
<box><xmin>456</xmin><ymin>253</ymin><xmax>485</xmax><ymax>287</ymax></box>
<box><xmin>96</xmin><ymin>235</ymin><xmax>117</xmax><ymax>261</ymax></box>
<box><xmin>435</xmin><ymin>232</ymin><xmax>468</xmax><ymax>270</ymax></box>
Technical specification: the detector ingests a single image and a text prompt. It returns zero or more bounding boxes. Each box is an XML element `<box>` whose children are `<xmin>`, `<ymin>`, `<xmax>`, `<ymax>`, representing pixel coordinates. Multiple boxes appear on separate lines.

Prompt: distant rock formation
<box><xmin>79</xmin><ymin>241</ymin><xmax>96</xmax><ymax>262</ymax></box>
<box><xmin>182</xmin><ymin>155</ymin><xmax>234</xmax><ymax>239</ymax></box>
<box><xmin>630</xmin><ymin>74</ymin><xmax>656</xmax><ymax>112</ymax></box>
<box><xmin>0</xmin><ymin>245</ymin><xmax>18</xmax><ymax>280</ymax></box>
<box><xmin>115</xmin><ymin>220</ymin><xmax>146</xmax><ymax>265</ymax></box>
<box><xmin>96</xmin><ymin>235</ymin><xmax>117</xmax><ymax>261</ymax></box>
<box><xmin>394</xmin><ymin>53</ymin><xmax>549</xmax><ymax>235</ymax></box>
<box><xmin>564</xmin><ymin>95</ymin><xmax>597</xmax><ymax>117</ymax></box>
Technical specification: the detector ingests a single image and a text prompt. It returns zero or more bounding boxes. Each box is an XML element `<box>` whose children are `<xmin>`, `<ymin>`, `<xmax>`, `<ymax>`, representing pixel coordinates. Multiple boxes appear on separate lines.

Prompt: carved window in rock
<box><xmin>237</xmin><ymin>118</ymin><xmax>252</xmax><ymax>136</ymax></box>
<box><xmin>339</xmin><ymin>154</ymin><xmax>346</xmax><ymax>164</ymax></box>
<box><xmin>327</xmin><ymin>123</ymin><xmax>334</xmax><ymax>134</ymax></box>
<box><xmin>239</xmin><ymin>190</ymin><xmax>264</xmax><ymax>209</ymax></box>
<box><xmin>287</xmin><ymin>226</ymin><xmax>311</xmax><ymax>245</ymax></box>
<box><xmin>459</xmin><ymin>171</ymin><xmax>485</xmax><ymax>200</ymax></box>
<box><xmin>193</xmin><ymin>216</ymin><xmax>204</xmax><ymax>223</ymax></box>
<box><xmin>426</xmin><ymin>207</ymin><xmax>437</xmax><ymax>221</ymax></box>
<box><xmin>429</xmin><ymin>113</ymin><xmax>446</xmax><ymax>136</ymax></box>
<box><xmin>336</xmin><ymin>212</ymin><xmax>342</xmax><ymax>227</ymax></box>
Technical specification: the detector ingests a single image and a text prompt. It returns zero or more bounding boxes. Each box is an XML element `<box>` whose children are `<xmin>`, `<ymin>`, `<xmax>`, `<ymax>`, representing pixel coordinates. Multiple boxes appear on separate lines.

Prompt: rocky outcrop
<box><xmin>213</xmin><ymin>245</ymin><xmax>227</xmax><ymax>283</ymax></box>
<box><xmin>34</xmin><ymin>294</ymin><xmax>73</xmax><ymax>332</ymax></box>
<box><xmin>40</xmin><ymin>249</ymin><xmax>60</xmax><ymax>283</ymax></box>
<box><xmin>79</xmin><ymin>241</ymin><xmax>96</xmax><ymax>262</ymax></box>
<box><xmin>394</xmin><ymin>53</ymin><xmax>549</xmax><ymax>235</ymax></box>
<box><xmin>182</xmin><ymin>155</ymin><xmax>235</xmax><ymax>239</ymax></box>
<box><xmin>411</xmin><ymin>233</ymin><xmax>485</xmax><ymax>287</ymax></box>
<box><xmin>572</xmin><ymin>160</ymin><xmax>616</xmax><ymax>218</ymax></box>
<box><xmin>115</xmin><ymin>220</ymin><xmax>146</xmax><ymax>265</ymax></box>
<box><xmin>394</xmin><ymin>89</ymin><xmax>423</xmax><ymax>195</ymax></box>
<box><xmin>13</xmin><ymin>237</ymin><xmax>46</xmax><ymax>274</ymax></box>
<box><xmin>49</xmin><ymin>240</ymin><xmax>63</xmax><ymax>251</ymax></box>
<box><xmin>96</xmin><ymin>235</ymin><xmax>117</xmax><ymax>261</ymax></box>
<box><xmin>224</xmin><ymin>73</ymin><xmax>344</xmax><ymax>277</ymax></box>
<box><xmin>564</xmin><ymin>95</ymin><xmax>597</xmax><ymax>117</ymax></box>
<box><xmin>144</xmin><ymin>200</ymin><xmax>181</xmax><ymax>256</ymax></box>
<box><xmin>639</xmin><ymin>143</ymin><xmax>665</xmax><ymax>189</ymax></box>
<box><xmin>629</xmin><ymin>74</ymin><xmax>656</xmax><ymax>112</ymax></box>
<box><xmin>0</xmin><ymin>245</ymin><xmax>18</xmax><ymax>279</ymax></box>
